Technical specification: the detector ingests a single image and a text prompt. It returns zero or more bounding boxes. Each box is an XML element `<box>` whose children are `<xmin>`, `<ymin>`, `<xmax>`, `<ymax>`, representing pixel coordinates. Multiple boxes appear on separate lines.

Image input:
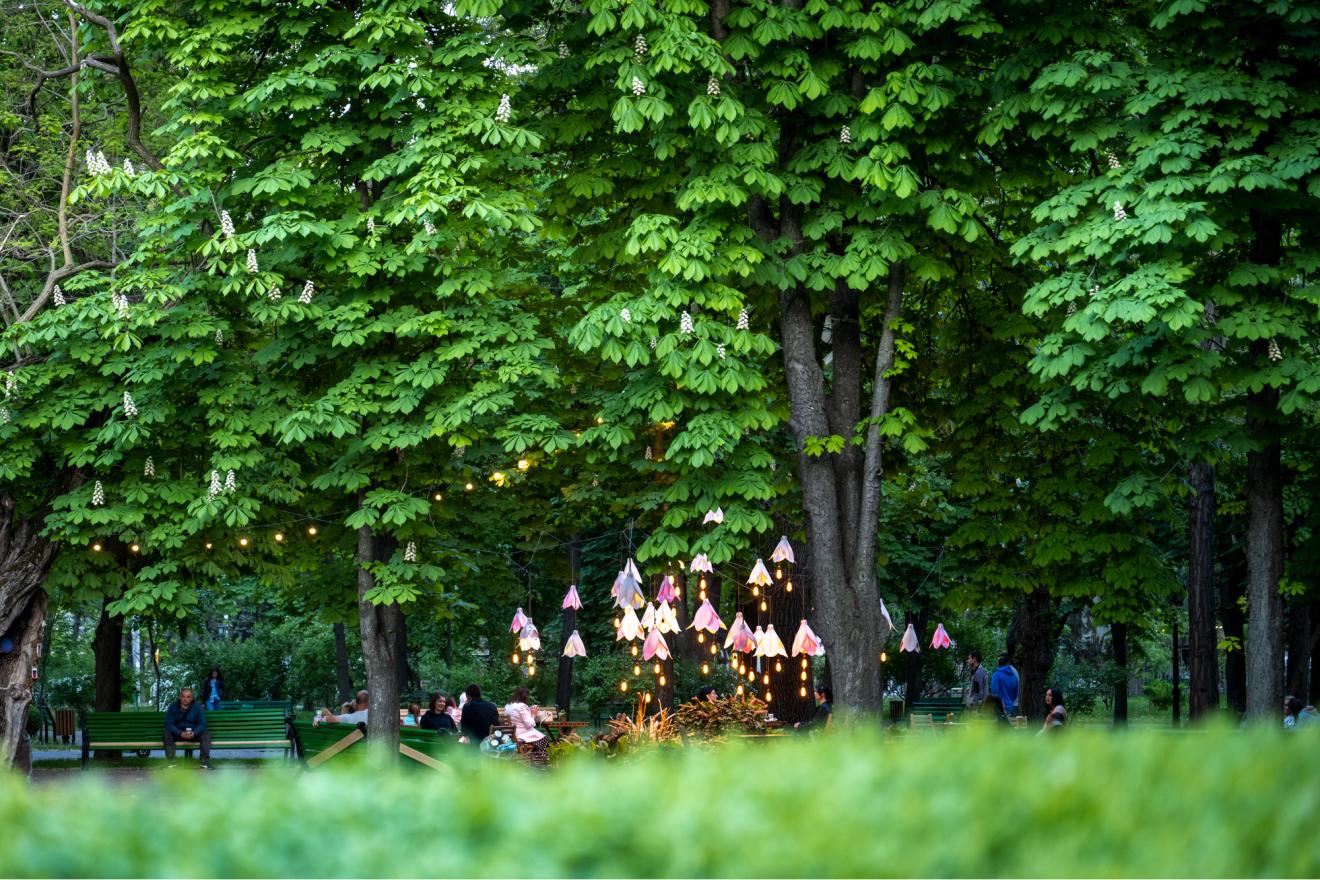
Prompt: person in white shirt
<box><xmin>504</xmin><ymin>686</ymin><xmax>548</xmax><ymax>767</ymax></box>
<box><xmin>320</xmin><ymin>690</ymin><xmax>369</xmax><ymax>725</ymax></box>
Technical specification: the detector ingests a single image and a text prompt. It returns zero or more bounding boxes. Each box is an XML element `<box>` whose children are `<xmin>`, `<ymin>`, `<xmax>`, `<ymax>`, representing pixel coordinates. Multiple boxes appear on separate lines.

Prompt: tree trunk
<box><xmin>555</xmin><ymin>536</ymin><xmax>580</xmax><ymax>715</ymax></box>
<box><xmin>356</xmin><ymin>522</ymin><xmax>402</xmax><ymax>755</ymax></box>
<box><xmin>1007</xmin><ymin>585</ymin><xmax>1060</xmax><ymax>721</ymax></box>
<box><xmin>333</xmin><ymin>622</ymin><xmax>353</xmax><ymax>705</ymax></box>
<box><xmin>0</xmin><ymin>493</ymin><xmax>58</xmax><ymax>767</ymax></box>
<box><xmin>1187</xmin><ymin>459</ymin><xmax>1220</xmax><ymax>719</ymax></box>
<box><xmin>394</xmin><ymin>611</ymin><xmax>414</xmax><ymax>697</ymax></box>
<box><xmin>1244</xmin><ymin>384</ymin><xmax>1284</xmax><ymax>721</ymax></box>
<box><xmin>776</xmin><ymin>268</ymin><xmax>901</xmax><ymax>714</ymax></box>
<box><xmin>1171</xmin><ymin>618</ymin><xmax>1181</xmax><ymax>727</ymax></box>
<box><xmin>1112</xmin><ymin>622</ymin><xmax>1128</xmax><ymax>727</ymax></box>
<box><xmin>92</xmin><ymin>598</ymin><xmax>123</xmax><ymax>713</ymax></box>
<box><xmin>1284</xmin><ymin>598</ymin><xmax>1310</xmax><ymax>702</ymax></box>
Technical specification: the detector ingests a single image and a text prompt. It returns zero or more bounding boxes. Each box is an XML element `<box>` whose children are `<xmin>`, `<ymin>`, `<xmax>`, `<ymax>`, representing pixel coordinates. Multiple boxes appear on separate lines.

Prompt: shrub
<box><xmin>5</xmin><ymin>728</ymin><xmax>1315</xmax><ymax>877</ymax></box>
<box><xmin>1144</xmin><ymin>679</ymin><xmax>1174</xmax><ymax>710</ymax></box>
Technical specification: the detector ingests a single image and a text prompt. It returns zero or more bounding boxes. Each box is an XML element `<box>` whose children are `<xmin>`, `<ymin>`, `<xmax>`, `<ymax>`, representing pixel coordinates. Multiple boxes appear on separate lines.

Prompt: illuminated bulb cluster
<box><xmin>495</xmin><ymin>93</ymin><xmax>512</xmax><ymax>123</ymax></box>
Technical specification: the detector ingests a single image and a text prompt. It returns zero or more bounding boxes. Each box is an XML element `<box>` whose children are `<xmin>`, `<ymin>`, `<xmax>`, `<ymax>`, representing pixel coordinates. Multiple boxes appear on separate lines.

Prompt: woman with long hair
<box><xmin>204</xmin><ymin>667</ymin><xmax>224</xmax><ymax>711</ymax></box>
<box><xmin>1040</xmin><ymin>688</ymin><xmax>1067</xmax><ymax>733</ymax></box>
<box><xmin>420</xmin><ymin>693</ymin><xmax>456</xmax><ymax>734</ymax></box>
<box><xmin>504</xmin><ymin>686</ymin><xmax>548</xmax><ymax>767</ymax></box>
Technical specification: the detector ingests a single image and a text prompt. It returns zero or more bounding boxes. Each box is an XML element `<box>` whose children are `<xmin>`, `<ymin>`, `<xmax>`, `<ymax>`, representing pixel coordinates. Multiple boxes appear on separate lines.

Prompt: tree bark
<box><xmin>1221</xmin><ymin>573</ymin><xmax>1247</xmax><ymax>716</ymax></box>
<box><xmin>1007</xmin><ymin>585</ymin><xmax>1060</xmax><ymax>721</ymax></box>
<box><xmin>333</xmin><ymin>622</ymin><xmax>353</xmax><ymax>705</ymax></box>
<box><xmin>1187</xmin><ymin>459</ymin><xmax>1220</xmax><ymax>719</ymax></box>
<box><xmin>356</xmin><ymin>522</ymin><xmax>402</xmax><ymax>755</ymax></box>
<box><xmin>555</xmin><ymin>536</ymin><xmax>580</xmax><ymax>715</ymax></box>
<box><xmin>0</xmin><ymin>493</ymin><xmax>58</xmax><ymax>767</ymax></box>
<box><xmin>1111</xmin><ymin>621</ymin><xmax>1128</xmax><ymax>727</ymax></box>
<box><xmin>1244</xmin><ymin>384</ymin><xmax>1284</xmax><ymax>721</ymax></box>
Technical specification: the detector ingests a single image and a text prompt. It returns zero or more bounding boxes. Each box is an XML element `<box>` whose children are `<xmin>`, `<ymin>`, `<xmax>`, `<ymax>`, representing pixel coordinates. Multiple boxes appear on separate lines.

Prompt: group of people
<box><xmin>319</xmin><ymin>684</ymin><xmax>550</xmax><ymax>764</ymax></box>
<box><xmin>966</xmin><ymin>650</ymin><xmax>1066</xmax><ymax>733</ymax></box>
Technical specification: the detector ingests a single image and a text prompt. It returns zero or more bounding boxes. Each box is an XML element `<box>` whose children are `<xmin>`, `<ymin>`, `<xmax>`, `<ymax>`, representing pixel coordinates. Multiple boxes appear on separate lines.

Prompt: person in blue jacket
<box><xmin>990</xmin><ymin>654</ymin><xmax>1020</xmax><ymax>721</ymax></box>
<box><xmin>164</xmin><ymin>686</ymin><xmax>211</xmax><ymax>769</ymax></box>
<box><xmin>204</xmin><ymin>667</ymin><xmax>224</xmax><ymax>711</ymax></box>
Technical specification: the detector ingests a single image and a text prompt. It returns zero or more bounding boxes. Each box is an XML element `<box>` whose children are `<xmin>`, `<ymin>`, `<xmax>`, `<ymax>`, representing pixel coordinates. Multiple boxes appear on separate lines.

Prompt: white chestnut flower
<box><xmin>224</xmin><ymin>469</ymin><xmax>237</xmax><ymax>492</ymax></box>
<box><xmin>737</xmin><ymin>309</ymin><xmax>749</xmax><ymax>330</ymax></box>
<box><xmin>1268</xmin><ymin>339</ymin><xmax>1283</xmax><ymax>362</ymax></box>
<box><xmin>404</xmin><ymin>541</ymin><xmax>417</xmax><ymax>562</ymax></box>
<box><xmin>716</xmin><ymin>343</ymin><xmax>726</xmax><ymax>359</ymax></box>
<box><xmin>208</xmin><ymin>470</ymin><xmax>223</xmax><ymax>500</ymax></box>
<box><xmin>123</xmin><ymin>391</ymin><xmax>138</xmax><ymax>418</ymax></box>
<box><xmin>1107</xmin><ymin>152</ymin><xmax>1121</xmax><ymax>170</ymax></box>
<box><xmin>112</xmin><ymin>293</ymin><xmax>130</xmax><ymax>320</ymax></box>
<box><xmin>680</xmin><ymin>311</ymin><xmax>693</xmax><ymax>334</ymax></box>
<box><xmin>558</xmin><ymin>43</ymin><xmax>570</xmax><ymax>59</ymax></box>
<box><xmin>423</xmin><ymin>220</ymin><xmax>436</xmax><ymax>236</ymax></box>
<box><xmin>366</xmin><ymin>217</ymin><xmax>376</xmax><ymax>235</ymax></box>
<box><xmin>645</xmin><ymin>446</ymin><xmax>653</xmax><ymax>460</ymax></box>
<box><xmin>53</xmin><ymin>285</ymin><xmax>66</xmax><ymax>306</ymax></box>
<box><xmin>0</xmin><ymin>407</ymin><xmax>8</xmax><ymax>425</ymax></box>
<box><xmin>839</xmin><ymin>125</ymin><xmax>852</xmax><ymax>144</ymax></box>
<box><xmin>495</xmin><ymin>93</ymin><xmax>512</xmax><ymax>123</ymax></box>
<box><xmin>268</xmin><ymin>286</ymin><xmax>282</xmax><ymax>301</ymax></box>
<box><xmin>300</xmin><ymin>281</ymin><xmax>315</xmax><ymax>304</ymax></box>
<box><xmin>123</xmin><ymin>159</ymin><xmax>136</xmax><ymax>177</ymax></box>
<box><xmin>219</xmin><ymin>210</ymin><xmax>236</xmax><ymax>239</ymax></box>
<box><xmin>1113</xmin><ymin>201</ymin><xmax>1126</xmax><ymax>222</ymax></box>
<box><xmin>215</xmin><ymin>329</ymin><xmax>224</xmax><ymax>345</ymax></box>
<box><xmin>91</xmin><ymin>481</ymin><xmax>105</xmax><ymax>506</ymax></box>
<box><xmin>144</xmin><ymin>456</ymin><xmax>155</xmax><ymax>477</ymax></box>
<box><xmin>634</xmin><ymin>35</ymin><xmax>648</xmax><ymax>57</ymax></box>
<box><xmin>631</xmin><ymin>76</ymin><xmax>645</xmax><ymax>97</ymax></box>
<box><xmin>246</xmin><ymin>249</ymin><xmax>259</xmax><ymax>274</ymax></box>
<box><xmin>620</xmin><ymin>307</ymin><xmax>631</xmax><ymax>323</ymax></box>
<box><xmin>4</xmin><ymin>371</ymin><xmax>15</xmax><ymax>397</ymax></box>
<box><xmin>1066</xmin><ymin>302</ymin><xmax>1077</xmax><ymax>317</ymax></box>
<box><xmin>649</xmin><ymin>337</ymin><xmax>658</xmax><ymax>349</ymax></box>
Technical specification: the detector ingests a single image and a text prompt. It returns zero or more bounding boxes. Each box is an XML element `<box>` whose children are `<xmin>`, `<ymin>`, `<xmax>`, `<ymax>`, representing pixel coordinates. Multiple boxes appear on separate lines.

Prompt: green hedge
<box><xmin>3</xmin><ymin>728</ymin><xmax>1315</xmax><ymax>877</ymax></box>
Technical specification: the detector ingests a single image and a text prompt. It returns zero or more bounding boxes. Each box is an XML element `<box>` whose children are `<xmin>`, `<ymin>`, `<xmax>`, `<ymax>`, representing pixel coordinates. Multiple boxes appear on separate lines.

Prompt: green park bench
<box><xmin>220</xmin><ymin>699</ymin><xmax>294</xmax><ymax>717</ymax></box>
<box><xmin>292</xmin><ymin>720</ymin><xmax>452</xmax><ymax>772</ymax></box>
<box><xmin>81</xmin><ymin>708</ymin><xmax>292</xmax><ymax>769</ymax></box>
<box><xmin>909</xmin><ymin>697</ymin><xmax>965</xmax><ymax>725</ymax></box>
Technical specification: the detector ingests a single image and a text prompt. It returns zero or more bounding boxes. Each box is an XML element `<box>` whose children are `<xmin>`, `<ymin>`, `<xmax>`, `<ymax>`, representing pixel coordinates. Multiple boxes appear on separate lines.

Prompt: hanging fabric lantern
<box><xmin>562</xmin><ymin>584</ymin><xmax>583</xmax><ymax>610</ymax></box>
<box><xmin>689</xmin><ymin>554</ymin><xmax>713</xmax><ymax>573</ymax></box>
<box><xmin>518</xmin><ymin>621</ymin><xmax>541</xmax><ymax>653</ymax></box>
<box><xmin>616</xmin><ymin>606</ymin><xmax>644</xmax><ymax>641</ymax></box>
<box><xmin>703</xmin><ymin>507</ymin><xmax>724</xmax><ymax>524</ymax></box>
<box><xmin>791</xmin><ymin>619</ymin><xmax>823</xmax><ymax>657</ymax></box>
<box><xmin>879</xmin><ymin>597</ymin><xmax>894</xmax><ymax>630</ymax></box>
<box><xmin>642</xmin><ymin>627</ymin><xmax>670</xmax><ymax>661</ymax></box>
<box><xmin>770</xmin><ymin>536</ymin><xmax>795</xmax><ymax>564</ymax></box>
<box><xmin>747</xmin><ymin>559</ymin><xmax>773</xmax><ymax>587</ymax></box>
<box><xmin>656</xmin><ymin>576</ymin><xmax>676</xmax><ymax>604</ymax></box>
<box><xmin>689</xmin><ymin>599</ymin><xmax>725</xmax><ymax>633</ymax></box>
<box><xmin>930</xmin><ymin>623</ymin><xmax>953</xmax><ymax>650</ymax></box>
<box><xmin>510</xmin><ymin>607</ymin><xmax>530</xmax><ymax>634</ymax></box>
<box><xmin>562</xmin><ymin>630</ymin><xmax>587</xmax><ymax>658</ymax></box>
<box><xmin>640</xmin><ymin>602</ymin><xmax>657</xmax><ymax>630</ymax></box>
<box><xmin>656</xmin><ymin>601</ymin><xmax>680</xmax><ymax>634</ymax></box>
<box><xmin>625</xmin><ymin>557</ymin><xmax>643</xmax><ymax>582</ymax></box>
<box><xmin>613</xmin><ymin>571</ymin><xmax>645</xmax><ymax>610</ymax></box>
<box><xmin>756</xmin><ymin>625</ymin><xmax>788</xmax><ymax>658</ymax></box>
<box><xmin>724</xmin><ymin>612</ymin><xmax>757</xmax><ymax>653</ymax></box>
<box><xmin>900</xmin><ymin>623</ymin><xmax>920</xmax><ymax>653</ymax></box>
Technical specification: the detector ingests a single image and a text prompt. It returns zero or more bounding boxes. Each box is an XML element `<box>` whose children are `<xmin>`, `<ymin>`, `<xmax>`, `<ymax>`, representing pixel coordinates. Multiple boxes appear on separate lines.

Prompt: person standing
<box><xmin>965</xmin><ymin>651</ymin><xmax>987</xmax><ymax>712</ymax></box>
<box><xmin>204</xmin><ymin>667</ymin><xmax>224</xmax><ymax>711</ymax></box>
<box><xmin>990</xmin><ymin>654</ymin><xmax>1020</xmax><ymax>721</ymax></box>
<box><xmin>459</xmin><ymin>684</ymin><xmax>499</xmax><ymax>745</ymax></box>
<box><xmin>505</xmin><ymin>686</ymin><xmax>548</xmax><ymax>767</ymax></box>
<box><xmin>164</xmin><ymin>686</ymin><xmax>212</xmax><ymax>769</ymax></box>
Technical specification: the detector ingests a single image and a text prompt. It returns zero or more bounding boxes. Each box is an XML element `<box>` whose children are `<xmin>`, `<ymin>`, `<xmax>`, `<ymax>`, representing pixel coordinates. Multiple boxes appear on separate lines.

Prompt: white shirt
<box><xmin>503</xmin><ymin>702</ymin><xmax>545</xmax><ymax>743</ymax></box>
<box><xmin>337</xmin><ymin>709</ymin><xmax>368</xmax><ymax>725</ymax></box>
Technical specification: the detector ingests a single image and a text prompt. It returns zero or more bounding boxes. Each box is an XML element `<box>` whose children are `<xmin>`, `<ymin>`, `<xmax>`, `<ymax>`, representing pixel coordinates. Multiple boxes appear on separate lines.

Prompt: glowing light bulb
<box><xmin>752</xmin><ymin>585</ymin><xmax>759</xmax><ymax>597</ymax></box>
<box><xmin>800</xmin><ymin>686</ymin><xmax>807</xmax><ymax>698</ymax></box>
<box><xmin>633</xmin><ymin>664</ymin><xmax>641</xmax><ymax>676</ymax></box>
<box><xmin>786</xmin><ymin>580</ymin><xmax>793</xmax><ymax>592</ymax></box>
<box><xmin>307</xmin><ymin>526</ymin><xmax>318</xmax><ymax>535</ymax></box>
<box><xmin>747</xmin><ymin>669</ymin><xmax>755</xmax><ymax>682</ymax></box>
<box><xmin>239</xmin><ymin>537</ymin><xmax>249</xmax><ymax>547</ymax></box>
<box><xmin>659</xmin><ymin>675</ymin><xmax>667</xmax><ymax>686</ymax></box>
<box><xmin>528</xmin><ymin>666</ymin><xmax>536</xmax><ymax>676</ymax></box>
<box><xmin>517</xmin><ymin>458</ymin><xmax>529</xmax><ymax>470</ymax></box>
<box><xmin>800</xmin><ymin>671</ymin><xmax>808</xmax><ymax>681</ymax></box>
<box><xmin>697</xmin><ymin>632</ymin><xmax>705</xmax><ymax>644</ymax></box>
<box><xmin>130</xmin><ymin>543</ymin><xmax>140</xmax><ymax>553</ymax></box>
<box><xmin>880</xmin><ymin>651</ymin><xmax>888</xmax><ymax>663</ymax></box>
<box><xmin>512</xmin><ymin>652</ymin><xmax>520</xmax><ymax>664</ymax></box>
<box><xmin>644</xmin><ymin>692</ymin><xmax>652</xmax><ymax>704</ymax></box>
<box><xmin>653</xmin><ymin>663</ymin><xmax>660</xmax><ymax>675</ymax></box>
<box><xmin>702</xmin><ymin>663</ymin><xmax>709</xmax><ymax>675</ymax></box>
<box><xmin>731</xmin><ymin>658</ymin><xmax>739</xmax><ymax>671</ymax></box>
<box><xmin>630</xmin><ymin>645</ymin><xmax>638</xmax><ymax>657</ymax></box>
<box><xmin>700</xmin><ymin>590</ymin><xmax>707</xmax><ymax>601</ymax></box>
<box><xmin>595</xmin><ymin>415</ymin><xmax>604</xmax><ymax>425</ymax></box>
<box><xmin>92</xmin><ymin>543</ymin><xmax>102</xmax><ymax>552</ymax></box>
<box><xmin>613</xmin><ymin>618</ymin><xmax>621</xmax><ymax>629</ymax></box>
<box><xmin>710</xmin><ymin>644</ymin><xmax>718</xmax><ymax>655</ymax></box>
<box><xmin>620</xmin><ymin>680</ymin><xmax>628</xmax><ymax>693</ymax></box>
<box><xmin>736</xmin><ymin>685</ymin><xmax>744</xmax><ymax>696</ymax></box>
<box><xmin>801</xmin><ymin>657</ymin><xmax>809</xmax><ymax>668</ymax></box>
<box><xmin>765</xmin><ymin>691</ymin><xmax>772</xmax><ymax>703</ymax></box>
<box><xmin>204</xmin><ymin>542</ymin><xmax>213</xmax><ymax>550</ymax></box>
<box><xmin>775</xmin><ymin>566</ymin><xmax>782</xmax><ymax>579</ymax></box>
<box><xmin>759</xmin><ymin>600</ymin><xmax>767</xmax><ymax>612</ymax></box>
<box><xmin>274</xmin><ymin>532</ymin><xmax>284</xmax><ymax>542</ymax></box>
<box><xmin>775</xmin><ymin>661</ymin><xmax>782</xmax><ymax>672</ymax></box>
<box><xmin>699</xmin><ymin>577</ymin><xmax>707</xmax><ymax>589</ymax></box>
<box><xmin>762</xmin><ymin>674</ymin><xmax>770</xmax><ymax>686</ymax></box>
<box><xmin>674</xmin><ymin>586</ymin><xmax>681</xmax><ymax>597</ymax></box>
<box><xmin>465</xmin><ymin>482</ymin><xmax>474</xmax><ymax>491</ymax></box>
<box><xmin>432</xmin><ymin>492</ymin><xmax>443</xmax><ymax>501</ymax></box>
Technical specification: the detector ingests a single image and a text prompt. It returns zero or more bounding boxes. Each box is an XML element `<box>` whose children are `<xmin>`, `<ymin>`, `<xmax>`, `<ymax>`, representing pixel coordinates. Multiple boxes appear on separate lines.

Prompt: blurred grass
<box><xmin>4</xmin><ymin>726</ymin><xmax>1316</xmax><ymax>878</ymax></box>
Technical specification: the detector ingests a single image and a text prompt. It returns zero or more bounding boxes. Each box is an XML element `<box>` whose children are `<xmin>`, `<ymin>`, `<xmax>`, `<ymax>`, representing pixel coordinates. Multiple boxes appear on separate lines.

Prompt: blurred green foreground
<box><xmin>3</xmin><ymin>728</ymin><xmax>1316</xmax><ymax>878</ymax></box>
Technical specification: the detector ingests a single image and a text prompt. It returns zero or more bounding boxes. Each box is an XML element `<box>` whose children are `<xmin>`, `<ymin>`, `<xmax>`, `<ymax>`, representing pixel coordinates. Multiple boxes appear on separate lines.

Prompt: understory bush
<box><xmin>3</xmin><ymin>729</ymin><xmax>1315</xmax><ymax>877</ymax></box>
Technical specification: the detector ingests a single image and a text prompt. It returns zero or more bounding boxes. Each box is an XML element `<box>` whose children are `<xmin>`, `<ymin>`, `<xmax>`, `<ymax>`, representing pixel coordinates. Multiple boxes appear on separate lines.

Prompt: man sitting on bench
<box><xmin>164</xmin><ymin>686</ymin><xmax>211</xmax><ymax>769</ymax></box>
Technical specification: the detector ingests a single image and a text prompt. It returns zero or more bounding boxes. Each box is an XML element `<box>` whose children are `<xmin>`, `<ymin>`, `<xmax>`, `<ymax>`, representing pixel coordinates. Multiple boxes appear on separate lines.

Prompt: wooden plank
<box><xmin>305</xmin><ymin>728</ymin><xmax>364</xmax><ymax>768</ymax></box>
<box><xmin>399</xmin><ymin>743</ymin><xmax>450</xmax><ymax>773</ymax></box>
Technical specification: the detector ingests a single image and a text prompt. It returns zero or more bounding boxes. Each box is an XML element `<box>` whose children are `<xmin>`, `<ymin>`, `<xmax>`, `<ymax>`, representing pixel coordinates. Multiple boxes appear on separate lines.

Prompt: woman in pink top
<box><xmin>504</xmin><ymin>686</ymin><xmax>548</xmax><ymax>767</ymax></box>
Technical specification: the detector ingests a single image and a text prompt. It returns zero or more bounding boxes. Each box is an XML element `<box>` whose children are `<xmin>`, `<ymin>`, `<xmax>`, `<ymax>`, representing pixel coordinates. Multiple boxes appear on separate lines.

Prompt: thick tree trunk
<box><xmin>1187</xmin><ymin>459</ymin><xmax>1220</xmax><ymax>718</ymax></box>
<box><xmin>556</xmin><ymin>536</ymin><xmax>580</xmax><ymax>715</ymax></box>
<box><xmin>356</xmin><ymin>522</ymin><xmax>402</xmax><ymax>755</ymax></box>
<box><xmin>92</xmin><ymin>598</ymin><xmax>123</xmax><ymax>712</ymax></box>
<box><xmin>394</xmin><ymin>612</ymin><xmax>414</xmax><ymax>697</ymax></box>
<box><xmin>1112</xmin><ymin>622</ymin><xmax>1128</xmax><ymax>727</ymax></box>
<box><xmin>0</xmin><ymin>494</ymin><xmax>58</xmax><ymax>767</ymax></box>
<box><xmin>1221</xmin><ymin>573</ymin><xmax>1247</xmax><ymax>716</ymax></box>
<box><xmin>1007</xmin><ymin>585</ymin><xmax>1060</xmax><ymax>721</ymax></box>
<box><xmin>1244</xmin><ymin>385</ymin><xmax>1284</xmax><ymax>721</ymax></box>
<box><xmin>1284</xmin><ymin>598</ymin><xmax>1310</xmax><ymax>702</ymax></box>
<box><xmin>333</xmin><ymin>622</ymin><xmax>353</xmax><ymax>705</ymax></box>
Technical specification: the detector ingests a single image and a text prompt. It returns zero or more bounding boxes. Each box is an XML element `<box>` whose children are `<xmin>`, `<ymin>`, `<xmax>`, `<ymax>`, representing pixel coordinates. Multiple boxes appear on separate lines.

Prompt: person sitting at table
<box><xmin>164</xmin><ymin>686</ymin><xmax>212</xmax><ymax>769</ymax></box>
<box><xmin>419</xmin><ymin>693</ymin><xmax>456</xmax><ymax>734</ymax></box>
<box><xmin>320</xmin><ymin>690</ymin><xmax>369</xmax><ymax>725</ymax></box>
<box><xmin>402</xmin><ymin>702</ymin><xmax>422</xmax><ymax>726</ymax></box>
<box><xmin>459</xmin><ymin>684</ymin><xmax>499</xmax><ymax>745</ymax></box>
<box><xmin>505</xmin><ymin>686</ymin><xmax>548</xmax><ymax>767</ymax></box>
<box><xmin>444</xmin><ymin>694</ymin><xmax>462</xmax><ymax>728</ymax></box>
<box><xmin>794</xmin><ymin>684</ymin><xmax>832</xmax><ymax>732</ymax></box>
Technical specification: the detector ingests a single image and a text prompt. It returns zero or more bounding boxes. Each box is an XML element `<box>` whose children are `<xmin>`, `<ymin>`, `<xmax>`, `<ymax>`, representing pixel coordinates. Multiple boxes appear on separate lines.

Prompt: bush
<box><xmin>1144</xmin><ymin>679</ymin><xmax>1174</xmax><ymax>710</ymax></box>
<box><xmin>2</xmin><ymin>729</ymin><xmax>1315</xmax><ymax>877</ymax></box>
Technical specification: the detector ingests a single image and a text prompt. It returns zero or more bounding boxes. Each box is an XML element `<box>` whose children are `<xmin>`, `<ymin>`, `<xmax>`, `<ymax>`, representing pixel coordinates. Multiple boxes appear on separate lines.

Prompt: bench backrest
<box><xmin>294</xmin><ymin>720</ymin><xmax>453</xmax><ymax>766</ymax></box>
<box><xmin>220</xmin><ymin>699</ymin><xmax>294</xmax><ymax>715</ymax></box>
<box><xmin>85</xmin><ymin>709</ymin><xmax>289</xmax><ymax>743</ymax></box>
